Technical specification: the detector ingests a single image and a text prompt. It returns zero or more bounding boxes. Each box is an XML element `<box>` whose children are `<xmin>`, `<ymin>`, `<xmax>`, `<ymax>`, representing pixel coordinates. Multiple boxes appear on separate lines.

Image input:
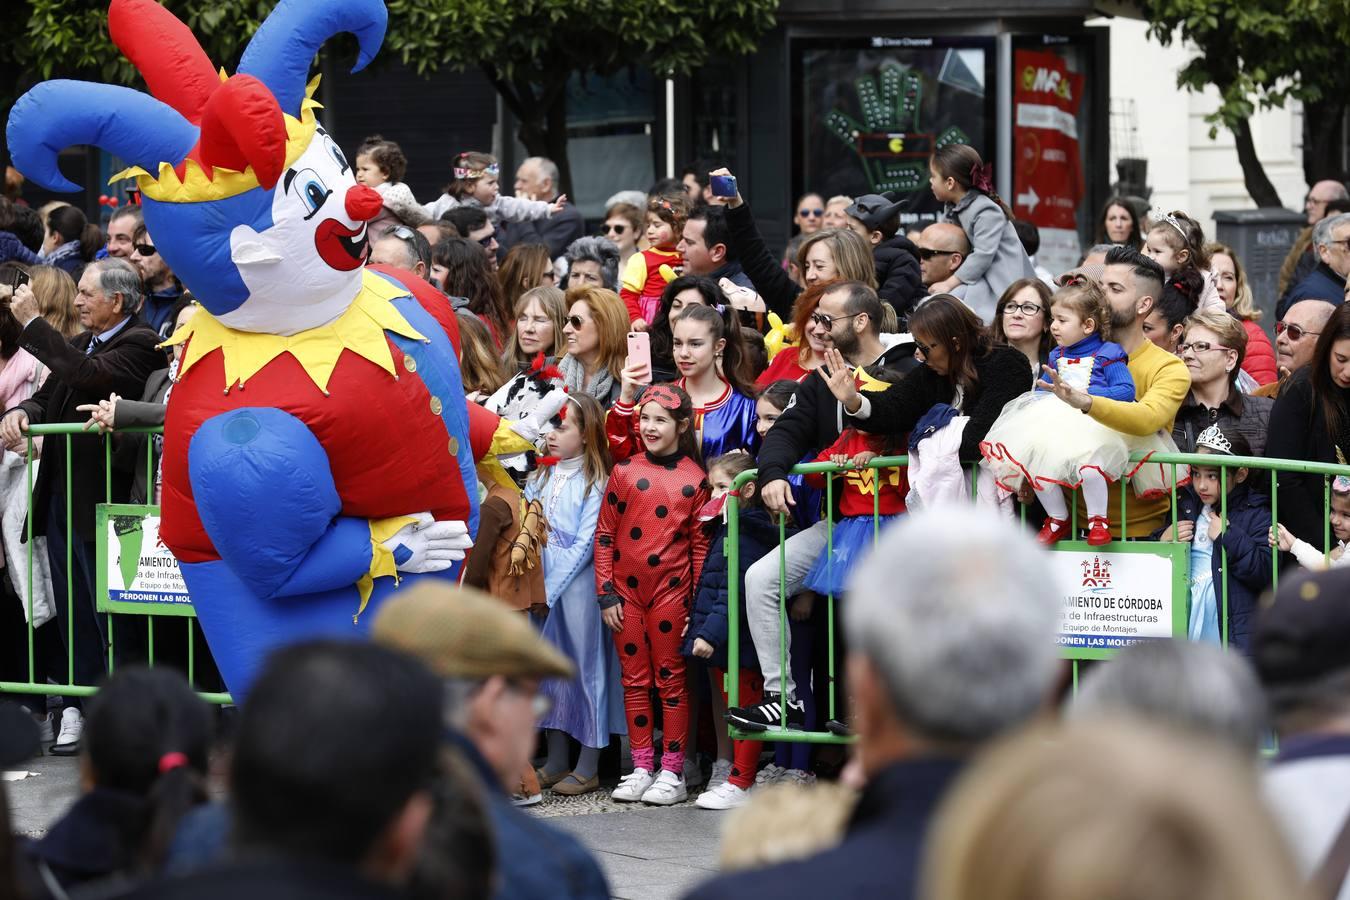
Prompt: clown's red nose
<box><xmin>345</xmin><ymin>184</ymin><xmax>383</xmax><ymax>222</ymax></box>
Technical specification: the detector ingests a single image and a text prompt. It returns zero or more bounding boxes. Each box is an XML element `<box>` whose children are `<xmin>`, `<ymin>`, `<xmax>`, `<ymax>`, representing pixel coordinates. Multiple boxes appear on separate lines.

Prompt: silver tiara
<box><xmin>1151</xmin><ymin>209</ymin><xmax>1189</xmax><ymax>242</ymax></box>
<box><xmin>1196</xmin><ymin>424</ymin><xmax>1232</xmax><ymax>455</ymax></box>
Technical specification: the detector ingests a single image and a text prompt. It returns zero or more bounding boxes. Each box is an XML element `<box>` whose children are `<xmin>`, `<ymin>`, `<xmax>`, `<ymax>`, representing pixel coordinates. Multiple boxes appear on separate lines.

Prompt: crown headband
<box><xmin>453</xmin><ymin>163</ymin><xmax>498</xmax><ymax>180</ymax></box>
<box><xmin>1195</xmin><ymin>424</ymin><xmax>1233</xmax><ymax>455</ymax></box>
<box><xmin>1152</xmin><ymin>210</ymin><xmax>1190</xmax><ymax>244</ymax></box>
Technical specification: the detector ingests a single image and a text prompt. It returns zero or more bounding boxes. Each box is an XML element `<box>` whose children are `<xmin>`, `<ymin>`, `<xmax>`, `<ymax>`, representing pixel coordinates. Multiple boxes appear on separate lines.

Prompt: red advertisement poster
<box><xmin>1013</xmin><ymin>49</ymin><xmax>1085</xmax><ymax>232</ymax></box>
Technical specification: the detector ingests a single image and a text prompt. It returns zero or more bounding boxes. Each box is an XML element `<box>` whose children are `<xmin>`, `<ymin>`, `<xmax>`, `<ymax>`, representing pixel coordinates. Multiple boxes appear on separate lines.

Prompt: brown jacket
<box><xmin>462</xmin><ymin>482</ymin><xmax>546</xmax><ymax>610</ymax></box>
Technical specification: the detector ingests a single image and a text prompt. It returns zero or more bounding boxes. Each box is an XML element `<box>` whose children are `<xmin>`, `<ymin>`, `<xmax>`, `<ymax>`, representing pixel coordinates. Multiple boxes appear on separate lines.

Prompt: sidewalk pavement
<box><xmin>5</xmin><ymin>756</ymin><xmax>727</xmax><ymax>899</ymax></box>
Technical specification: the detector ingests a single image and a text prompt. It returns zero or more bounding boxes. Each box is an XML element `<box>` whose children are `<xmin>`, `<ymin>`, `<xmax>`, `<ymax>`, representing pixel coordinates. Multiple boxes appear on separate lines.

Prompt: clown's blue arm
<box><xmin>188</xmin><ymin>407</ymin><xmax>377</xmax><ymax>600</ymax></box>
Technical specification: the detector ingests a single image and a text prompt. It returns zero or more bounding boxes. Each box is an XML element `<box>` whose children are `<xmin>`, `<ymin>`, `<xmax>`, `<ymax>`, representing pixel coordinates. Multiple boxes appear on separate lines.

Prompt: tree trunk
<box><xmin>483</xmin><ymin>69</ymin><xmax>574</xmax><ymax>199</ymax></box>
<box><xmin>1302</xmin><ymin>97</ymin><xmax>1349</xmax><ymax>185</ymax></box>
<box><xmin>1231</xmin><ymin>116</ymin><xmax>1284</xmax><ymax>207</ymax></box>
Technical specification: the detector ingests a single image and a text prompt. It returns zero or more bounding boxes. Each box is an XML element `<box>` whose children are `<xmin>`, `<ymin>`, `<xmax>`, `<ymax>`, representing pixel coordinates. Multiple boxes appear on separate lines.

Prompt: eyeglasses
<box><xmin>386</xmin><ymin>225</ymin><xmax>416</xmax><ymax>242</ymax></box>
<box><xmin>1177</xmin><ymin>341</ymin><xmax>1233</xmax><ymax>355</ymax></box>
<box><xmin>798</xmin><ymin>208</ymin><xmax>824</xmax><ymax>218</ymax></box>
<box><xmin>132</xmin><ymin>243</ymin><xmax>157</xmax><ymax>256</ymax></box>
<box><xmin>1002</xmin><ymin>302</ymin><xmax>1043</xmax><ymax>317</ymax></box>
<box><xmin>913</xmin><ymin>339</ymin><xmax>937</xmax><ymax>357</ymax></box>
<box><xmin>810</xmin><ymin>311</ymin><xmax>860</xmax><ymax>329</ymax></box>
<box><xmin>1276</xmin><ymin>321</ymin><xmax>1320</xmax><ymax>342</ymax></box>
<box><xmin>917</xmin><ymin>247</ymin><xmax>958</xmax><ymax>261</ymax></box>
<box><xmin>1327</xmin><ymin>239</ymin><xmax>1350</xmax><ymax>251</ymax></box>
<box><xmin>476</xmin><ymin>231</ymin><xmax>497</xmax><ymax>249</ymax></box>
<box><xmin>566</xmin><ymin>315</ymin><xmax>589</xmax><ymax>329</ymax></box>
<box><xmin>603</xmin><ymin>223</ymin><xmax>629</xmax><ymax>235</ymax></box>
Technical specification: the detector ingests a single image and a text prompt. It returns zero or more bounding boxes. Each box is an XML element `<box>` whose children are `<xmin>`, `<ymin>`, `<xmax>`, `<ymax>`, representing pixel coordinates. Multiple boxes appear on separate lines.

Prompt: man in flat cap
<box><xmin>1254</xmin><ymin>568</ymin><xmax>1350</xmax><ymax>896</ymax></box>
<box><xmin>373</xmin><ymin>583</ymin><xmax>609</xmax><ymax>900</ymax></box>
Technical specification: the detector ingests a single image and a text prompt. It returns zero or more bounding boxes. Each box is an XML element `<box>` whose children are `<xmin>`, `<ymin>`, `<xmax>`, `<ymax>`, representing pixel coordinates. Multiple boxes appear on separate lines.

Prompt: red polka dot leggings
<box><xmin>712</xmin><ymin>667</ymin><xmax>764</xmax><ymax>790</ymax></box>
<box><xmin>614</xmin><ymin>595</ymin><xmax>688</xmax><ymax>774</ymax></box>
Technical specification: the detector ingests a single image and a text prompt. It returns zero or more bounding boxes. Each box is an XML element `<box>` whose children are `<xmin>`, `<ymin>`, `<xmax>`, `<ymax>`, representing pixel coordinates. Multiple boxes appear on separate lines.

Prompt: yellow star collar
<box><xmin>163</xmin><ymin>270</ymin><xmax>427</xmax><ymax>394</ymax></box>
<box><xmin>855</xmin><ymin>366</ymin><xmax>893</xmax><ymax>392</ymax></box>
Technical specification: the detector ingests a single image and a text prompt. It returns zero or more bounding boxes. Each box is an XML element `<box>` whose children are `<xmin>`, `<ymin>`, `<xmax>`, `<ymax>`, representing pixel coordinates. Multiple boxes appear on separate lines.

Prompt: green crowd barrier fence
<box><xmin>724</xmin><ymin>451</ymin><xmax>1350</xmax><ymax>743</ymax></box>
<box><xmin>0</xmin><ymin>423</ymin><xmax>231</xmax><ymax>707</ymax></box>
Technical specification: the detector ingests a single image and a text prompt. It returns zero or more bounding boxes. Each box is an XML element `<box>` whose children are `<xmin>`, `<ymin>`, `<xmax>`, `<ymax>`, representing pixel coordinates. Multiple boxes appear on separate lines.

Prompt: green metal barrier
<box><xmin>724</xmin><ymin>451</ymin><xmax>1350</xmax><ymax>743</ymax></box>
<box><xmin>0</xmin><ymin>423</ymin><xmax>231</xmax><ymax>706</ymax></box>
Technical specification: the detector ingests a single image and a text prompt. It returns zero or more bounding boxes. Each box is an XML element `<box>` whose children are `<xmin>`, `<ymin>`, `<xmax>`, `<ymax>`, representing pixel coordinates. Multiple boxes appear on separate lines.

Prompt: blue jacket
<box><xmin>1041</xmin><ymin>333</ymin><xmax>1135</xmax><ymax>401</ymax></box>
<box><xmin>1156</xmin><ymin>483</ymin><xmax>1273</xmax><ymax>652</ymax></box>
<box><xmin>683</xmin><ymin>507</ymin><xmax>784</xmax><ymax>671</ymax></box>
<box><xmin>448</xmin><ymin>732</ymin><xmax>610</xmax><ymax>900</ymax></box>
<box><xmin>1278</xmin><ymin>261</ymin><xmax>1345</xmax><ymax>320</ymax></box>
<box><xmin>684</xmin><ymin>757</ymin><xmax>965</xmax><ymax>900</ymax></box>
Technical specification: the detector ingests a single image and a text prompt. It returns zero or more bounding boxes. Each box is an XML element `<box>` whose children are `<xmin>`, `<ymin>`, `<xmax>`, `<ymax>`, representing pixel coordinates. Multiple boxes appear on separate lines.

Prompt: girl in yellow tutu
<box><xmin>981</xmin><ymin>279</ymin><xmax>1180</xmax><ymax>546</ymax></box>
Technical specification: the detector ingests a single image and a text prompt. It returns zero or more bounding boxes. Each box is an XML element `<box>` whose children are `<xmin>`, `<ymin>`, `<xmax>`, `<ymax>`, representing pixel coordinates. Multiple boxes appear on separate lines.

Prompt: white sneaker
<box><xmin>683</xmin><ymin>756</ymin><xmax>705</xmax><ymax>789</ymax></box>
<box><xmin>754</xmin><ymin>763</ymin><xmax>785</xmax><ymax>789</ymax></box>
<box><xmin>695</xmin><ymin>781</ymin><xmax>750</xmax><ymax>810</ymax></box>
<box><xmin>611</xmin><ymin>768</ymin><xmax>656</xmax><ymax>802</ymax></box>
<box><xmin>50</xmin><ymin>707</ymin><xmax>82</xmax><ymax>756</ymax></box>
<box><xmin>34</xmin><ymin>712</ymin><xmax>54</xmax><ymax>745</ymax></box>
<box><xmin>641</xmin><ymin>769</ymin><xmax>687</xmax><ymax>805</ymax></box>
<box><xmin>781</xmin><ymin>768</ymin><xmax>816</xmax><ymax>787</ymax></box>
<box><xmin>708</xmin><ymin>759</ymin><xmax>733</xmax><ymax>790</ymax></box>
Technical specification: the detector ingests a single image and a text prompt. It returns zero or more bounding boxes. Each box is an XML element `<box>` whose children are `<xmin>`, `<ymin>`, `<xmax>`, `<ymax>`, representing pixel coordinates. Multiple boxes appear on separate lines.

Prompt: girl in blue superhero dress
<box><xmin>981</xmin><ymin>279</ymin><xmax>1182</xmax><ymax>546</ymax></box>
<box><xmin>608</xmin><ymin>303</ymin><xmax>759</xmax><ymax>462</ymax></box>
<box><xmin>530</xmin><ymin>395</ymin><xmax>626</xmax><ymax>796</ymax></box>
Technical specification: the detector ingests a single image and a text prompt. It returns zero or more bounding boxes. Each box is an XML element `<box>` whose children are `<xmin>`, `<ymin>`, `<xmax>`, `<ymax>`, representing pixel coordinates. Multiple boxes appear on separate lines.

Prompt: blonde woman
<box><xmin>714</xmin><ymin>166</ymin><xmax>876</xmax><ymax>318</ymax></box>
<box><xmin>558</xmin><ymin>286</ymin><xmax>629</xmax><ymax>407</ymax></box>
<box><xmin>1206</xmin><ymin>241</ymin><xmax>1276</xmax><ymax>385</ymax></box>
<box><xmin>923</xmin><ymin>720</ymin><xmax>1304</xmax><ymax>900</ymax></box>
<box><xmin>28</xmin><ymin>265</ymin><xmax>79</xmax><ymax>339</ymax></box>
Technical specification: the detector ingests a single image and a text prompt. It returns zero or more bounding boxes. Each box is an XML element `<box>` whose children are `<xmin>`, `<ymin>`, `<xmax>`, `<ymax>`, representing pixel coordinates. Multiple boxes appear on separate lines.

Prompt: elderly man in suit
<box><xmin>0</xmin><ymin>257</ymin><xmax>164</xmax><ymax>754</ymax></box>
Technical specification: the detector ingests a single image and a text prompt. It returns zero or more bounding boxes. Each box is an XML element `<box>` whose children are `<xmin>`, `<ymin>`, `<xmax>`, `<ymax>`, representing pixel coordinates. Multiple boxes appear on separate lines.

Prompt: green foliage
<box><xmin>1141</xmin><ymin>0</ymin><xmax>1350</xmax><ymax>138</ymax></box>
<box><xmin>7</xmin><ymin>0</ymin><xmax>777</xmax><ymax>91</ymax></box>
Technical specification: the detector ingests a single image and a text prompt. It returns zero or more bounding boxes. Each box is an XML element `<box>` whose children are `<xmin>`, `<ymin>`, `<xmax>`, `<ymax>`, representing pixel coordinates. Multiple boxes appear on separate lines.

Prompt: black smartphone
<box><xmin>0</xmin><ymin>269</ymin><xmax>29</xmax><ymax>291</ymax></box>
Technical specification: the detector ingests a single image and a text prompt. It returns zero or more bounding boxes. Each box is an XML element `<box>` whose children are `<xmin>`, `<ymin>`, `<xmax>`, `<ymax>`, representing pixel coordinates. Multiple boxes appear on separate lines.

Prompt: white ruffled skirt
<box><xmin>979</xmin><ymin>391</ymin><xmax>1185</xmax><ymax>498</ymax></box>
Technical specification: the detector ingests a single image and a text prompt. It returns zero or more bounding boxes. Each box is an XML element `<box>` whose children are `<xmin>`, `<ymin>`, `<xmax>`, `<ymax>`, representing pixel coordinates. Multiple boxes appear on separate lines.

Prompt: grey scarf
<box><xmin>558</xmin><ymin>354</ymin><xmax>614</xmax><ymax>403</ymax></box>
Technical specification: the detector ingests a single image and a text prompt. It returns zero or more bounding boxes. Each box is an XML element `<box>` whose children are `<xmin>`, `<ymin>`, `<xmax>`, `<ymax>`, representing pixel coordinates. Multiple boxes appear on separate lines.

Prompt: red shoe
<box><xmin>1037</xmin><ymin>516</ymin><xmax>1069</xmax><ymax>545</ymax></box>
<box><xmin>1086</xmin><ymin>516</ymin><xmax>1112</xmax><ymax>546</ymax></box>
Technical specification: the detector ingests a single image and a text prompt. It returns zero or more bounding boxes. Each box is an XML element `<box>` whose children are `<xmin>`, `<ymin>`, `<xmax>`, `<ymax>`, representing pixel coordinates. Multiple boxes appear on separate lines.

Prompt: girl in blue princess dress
<box><xmin>981</xmin><ymin>278</ymin><xmax>1182</xmax><ymax>546</ymax></box>
<box><xmin>529</xmin><ymin>394</ymin><xmax>625</xmax><ymax>796</ymax></box>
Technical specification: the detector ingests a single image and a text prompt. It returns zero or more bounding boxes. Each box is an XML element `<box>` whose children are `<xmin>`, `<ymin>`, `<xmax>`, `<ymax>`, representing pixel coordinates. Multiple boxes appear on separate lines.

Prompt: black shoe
<box><xmin>725</xmin><ymin>693</ymin><xmax>806</xmax><ymax>733</ymax></box>
<box><xmin>825</xmin><ymin>718</ymin><xmax>853</xmax><ymax>737</ymax></box>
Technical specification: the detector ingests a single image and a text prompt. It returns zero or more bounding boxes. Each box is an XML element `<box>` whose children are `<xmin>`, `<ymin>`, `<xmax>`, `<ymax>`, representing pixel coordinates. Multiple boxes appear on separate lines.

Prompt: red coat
<box><xmin>1240</xmin><ymin>319</ymin><xmax>1277</xmax><ymax>386</ymax></box>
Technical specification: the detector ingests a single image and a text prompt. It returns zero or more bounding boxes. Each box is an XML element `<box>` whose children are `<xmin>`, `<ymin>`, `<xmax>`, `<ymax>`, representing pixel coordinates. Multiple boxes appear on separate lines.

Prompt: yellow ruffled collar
<box><xmin>163</xmin><ymin>270</ymin><xmax>427</xmax><ymax>394</ymax></box>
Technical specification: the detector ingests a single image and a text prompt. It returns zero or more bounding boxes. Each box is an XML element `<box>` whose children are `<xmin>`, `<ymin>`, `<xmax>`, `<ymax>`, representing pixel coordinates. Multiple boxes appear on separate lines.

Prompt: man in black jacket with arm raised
<box><xmin>0</xmin><ymin>257</ymin><xmax>163</xmax><ymax>754</ymax></box>
<box><xmin>726</xmin><ymin>281</ymin><xmax>914</xmax><ymax>732</ymax></box>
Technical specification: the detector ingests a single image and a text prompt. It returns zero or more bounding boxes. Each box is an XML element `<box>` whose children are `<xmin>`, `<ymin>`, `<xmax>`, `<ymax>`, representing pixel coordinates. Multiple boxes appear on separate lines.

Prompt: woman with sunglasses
<box><xmin>793</xmin><ymin>193</ymin><xmax>825</xmax><ymax>237</ymax></box>
<box><xmin>827</xmin><ymin>295</ymin><xmax>1029</xmax><ymax>465</ymax></box>
<box><xmin>1172</xmin><ymin>310</ymin><xmax>1272</xmax><ymax>456</ymax></box>
<box><xmin>559</xmin><ymin>286</ymin><xmax>629</xmax><ymax>407</ymax></box>
<box><xmin>991</xmin><ymin>278</ymin><xmax>1053</xmax><ymax>383</ymax></box>
<box><xmin>1267</xmin><ymin>302</ymin><xmax>1350</xmax><ymax>557</ymax></box>
<box><xmin>604</xmin><ymin>202</ymin><xmax>643</xmax><ymax>270</ymax></box>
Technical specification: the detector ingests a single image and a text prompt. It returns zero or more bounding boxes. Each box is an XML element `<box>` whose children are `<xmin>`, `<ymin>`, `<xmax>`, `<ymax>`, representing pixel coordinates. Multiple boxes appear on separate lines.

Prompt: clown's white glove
<box><xmin>383</xmin><ymin>513</ymin><xmax>472</xmax><ymax>573</ymax></box>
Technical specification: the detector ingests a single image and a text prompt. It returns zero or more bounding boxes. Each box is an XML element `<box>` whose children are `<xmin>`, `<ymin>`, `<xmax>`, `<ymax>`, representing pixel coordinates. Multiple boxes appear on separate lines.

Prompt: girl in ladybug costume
<box><xmin>595</xmin><ymin>383</ymin><xmax>709</xmax><ymax>805</ymax></box>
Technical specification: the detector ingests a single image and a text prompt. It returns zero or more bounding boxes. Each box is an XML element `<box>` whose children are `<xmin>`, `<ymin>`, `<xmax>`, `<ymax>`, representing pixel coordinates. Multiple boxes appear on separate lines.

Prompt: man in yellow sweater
<box><xmin>1046</xmin><ymin>247</ymin><xmax>1191</xmax><ymax>537</ymax></box>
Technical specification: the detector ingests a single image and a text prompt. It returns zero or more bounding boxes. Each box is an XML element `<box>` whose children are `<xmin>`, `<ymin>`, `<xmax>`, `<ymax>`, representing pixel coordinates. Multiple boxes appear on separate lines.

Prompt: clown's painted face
<box><xmin>219</xmin><ymin>126</ymin><xmax>379</xmax><ymax>335</ymax></box>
